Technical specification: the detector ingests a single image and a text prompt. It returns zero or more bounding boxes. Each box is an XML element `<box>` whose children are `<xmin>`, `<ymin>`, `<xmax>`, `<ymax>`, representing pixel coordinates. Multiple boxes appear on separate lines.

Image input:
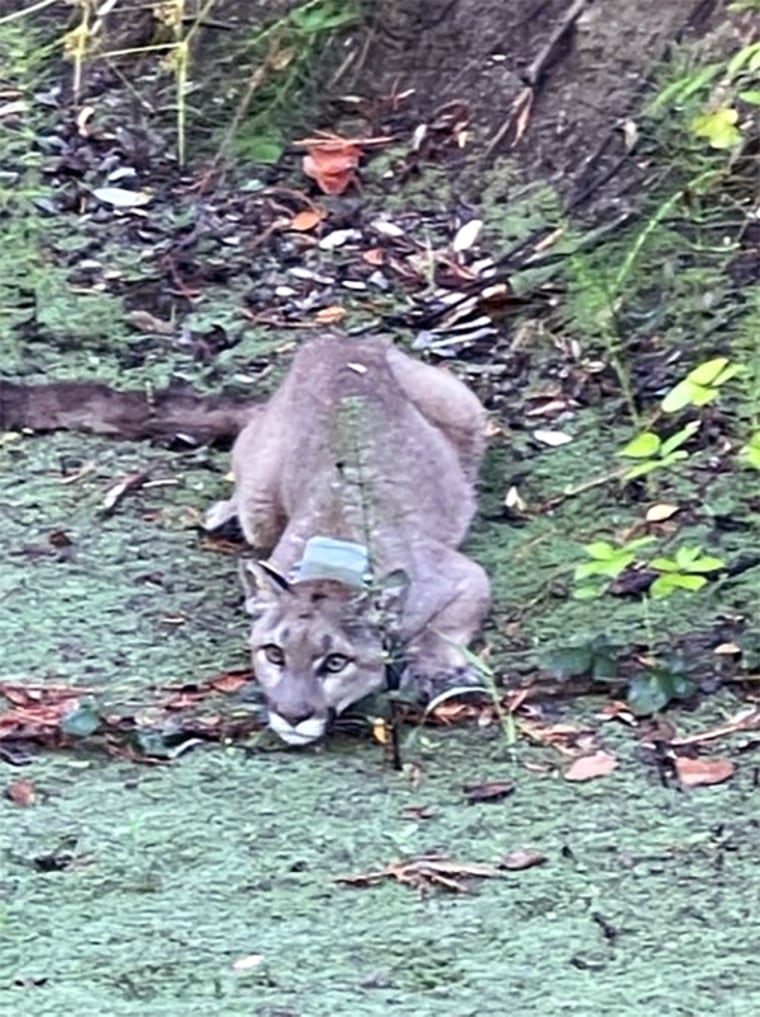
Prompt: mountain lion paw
<box><xmin>402</xmin><ymin>663</ymin><xmax>487</xmax><ymax>703</ymax></box>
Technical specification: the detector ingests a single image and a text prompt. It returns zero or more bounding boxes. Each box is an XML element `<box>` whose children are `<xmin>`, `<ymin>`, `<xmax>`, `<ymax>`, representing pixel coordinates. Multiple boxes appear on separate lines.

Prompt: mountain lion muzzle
<box><xmin>207</xmin><ymin>335</ymin><xmax>491</xmax><ymax>746</ymax></box>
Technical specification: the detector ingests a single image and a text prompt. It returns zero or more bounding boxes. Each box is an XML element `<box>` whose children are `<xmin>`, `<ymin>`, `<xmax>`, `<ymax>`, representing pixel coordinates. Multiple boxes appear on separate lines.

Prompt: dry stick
<box><xmin>670</xmin><ymin>708</ymin><xmax>760</xmax><ymax>748</ymax></box>
<box><xmin>483</xmin><ymin>0</ymin><xmax>590</xmax><ymax>163</ymax></box>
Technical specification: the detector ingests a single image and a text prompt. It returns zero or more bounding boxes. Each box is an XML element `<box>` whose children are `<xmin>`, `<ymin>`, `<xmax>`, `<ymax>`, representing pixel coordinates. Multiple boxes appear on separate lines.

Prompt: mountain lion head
<box><xmin>240</xmin><ymin>560</ymin><xmax>407</xmax><ymax>746</ymax></box>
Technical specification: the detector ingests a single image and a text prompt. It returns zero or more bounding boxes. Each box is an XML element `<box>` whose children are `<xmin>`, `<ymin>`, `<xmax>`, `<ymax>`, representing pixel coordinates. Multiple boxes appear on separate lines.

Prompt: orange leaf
<box><xmin>302</xmin><ymin>139</ymin><xmax>362</xmax><ymax>196</ymax></box>
<box><xmin>362</xmin><ymin>247</ymin><xmax>385</xmax><ymax>266</ymax></box>
<box><xmin>675</xmin><ymin>755</ymin><xmax>735</xmax><ymax>787</ymax></box>
<box><xmin>289</xmin><ymin>209</ymin><xmax>324</xmax><ymax>232</ymax></box>
<box><xmin>564</xmin><ymin>750</ymin><xmax>618</xmax><ymax>782</ymax></box>
<box><xmin>314</xmin><ymin>305</ymin><xmax>347</xmax><ymax>325</ymax></box>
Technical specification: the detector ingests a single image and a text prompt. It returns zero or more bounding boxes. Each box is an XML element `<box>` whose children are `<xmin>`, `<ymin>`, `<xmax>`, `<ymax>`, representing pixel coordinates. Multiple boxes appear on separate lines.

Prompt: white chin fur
<box><xmin>269</xmin><ymin>713</ymin><xmax>326</xmax><ymax>746</ymax></box>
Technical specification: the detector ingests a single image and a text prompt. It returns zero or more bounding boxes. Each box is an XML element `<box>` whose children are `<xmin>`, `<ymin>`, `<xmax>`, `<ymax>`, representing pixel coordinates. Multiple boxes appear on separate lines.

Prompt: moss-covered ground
<box><xmin>2</xmin><ymin>9</ymin><xmax>760</xmax><ymax>1017</ymax></box>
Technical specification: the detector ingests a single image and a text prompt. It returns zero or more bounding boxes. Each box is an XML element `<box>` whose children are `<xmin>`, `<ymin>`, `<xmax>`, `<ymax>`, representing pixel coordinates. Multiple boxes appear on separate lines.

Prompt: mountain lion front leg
<box><xmin>206</xmin><ymin>402</ymin><xmax>289</xmax><ymax>551</ymax></box>
<box><xmin>402</xmin><ymin>547</ymin><xmax>491</xmax><ymax>699</ymax></box>
<box><xmin>385</xmin><ymin>345</ymin><xmax>487</xmax><ymax>483</ymax></box>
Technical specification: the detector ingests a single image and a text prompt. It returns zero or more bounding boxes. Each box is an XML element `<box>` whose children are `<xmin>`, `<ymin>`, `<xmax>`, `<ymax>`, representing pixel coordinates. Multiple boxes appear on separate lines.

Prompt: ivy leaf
<box><xmin>627</xmin><ymin>672</ymin><xmax>672</xmax><ymax>715</ymax></box>
<box><xmin>546</xmin><ymin>645</ymin><xmax>593</xmax><ymax>679</ymax></box>
<box><xmin>627</xmin><ymin>668</ymin><xmax>695</xmax><ymax>715</ymax></box>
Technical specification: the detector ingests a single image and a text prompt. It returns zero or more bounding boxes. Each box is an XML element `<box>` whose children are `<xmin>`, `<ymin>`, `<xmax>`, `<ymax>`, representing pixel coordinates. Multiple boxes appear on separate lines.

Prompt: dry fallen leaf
<box><xmin>564</xmin><ymin>750</ymin><xmax>618</xmax><ymax>782</ymax></box>
<box><xmin>314</xmin><ymin>305</ymin><xmax>347</xmax><ymax>326</ymax></box>
<box><xmin>674</xmin><ymin>755</ymin><xmax>735</xmax><ymax>787</ymax></box>
<box><xmin>231</xmin><ymin>954</ymin><xmax>264</xmax><ymax>973</ymax></box>
<box><xmin>463</xmin><ymin>780</ymin><xmax>515</xmax><ymax>803</ymax></box>
<box><xmin>5</xmin><ymin>779</ymin><xmax>37</xmax><ymax>806</ymax></box>
<box><xmin>713</xmin><ymin>642</ymin><xmax>741</xmax><ymax>656</ymax></box>
<box><xmin>337</xmin><ymin>854</ymin><xmax>503</xmax><ymax>893</ymax></box>
<box><xmin>646</xmin><ymin>502</ymin><xmax>679</xmax><ymax>522</ymax></box>
<box><xmin>533</xmin><ymin>428</ymin><xmax>573</xmax><ymax>447</ymax></box>
<box><xmin>362</xmin><ymin>247</ymin><xmax>385</xmax><ymax>266</ymax></box>
<box><xmin>498</xmin><ymin>849</ymin><xmax>546</xmax><ymax>871</ymax></box>
<box><xmin>400</xmin><ymin>805</ymin><xmax>435</xmax><ymax>821</ymax></box>
<box><xmin>288</xmin><ymin>208</ymin><xmax>324</xmax><ymax>232</ymax></box>
<box><xmin>301</xmin><ymin>138</ymin><xmax>362</xmax><ymax>195</ymax></box>
<box><xmin>91</xmin><ymin>186</ymin><xmax>153</xmax><ymax>208</ymax></box>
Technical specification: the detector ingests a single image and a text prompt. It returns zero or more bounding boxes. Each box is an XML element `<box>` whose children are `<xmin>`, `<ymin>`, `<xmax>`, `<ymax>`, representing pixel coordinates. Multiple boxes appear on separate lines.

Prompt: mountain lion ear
<box><xmin>376</xmin><ymin>569</ymin><xmax>410</xmax><ymax>615</ymax></box>
<box><xmin>352</xmin><ymin>568</ymin><xmax>409</xmax><ymax>621</ymax></box>
<box><xmin>239</xmin><ymin>558</ymin><xmax>291</xmax><ymax>614</ymax></box>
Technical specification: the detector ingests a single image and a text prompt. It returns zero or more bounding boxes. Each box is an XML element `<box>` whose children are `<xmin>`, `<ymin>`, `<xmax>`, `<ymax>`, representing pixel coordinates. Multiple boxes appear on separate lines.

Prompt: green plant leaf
<box><xmin>627</xmin><ymin>672</ymin><xmax>672</xmax><ymax>715</ymax></box>
<box><xmin>650</xmin><ymin>556</ymin><xmax>679</xmax><ymax>573</ymax></box>
<box><xmin>691</xmin><ymin>107</ymin><xmax>742</xmax><ymax>149</ymax></box>
<box><xmin>572</xmin><ymin>584</ymin><xmax>605</xmax><ymax>600</ymax></box>
<box><xmin>241</xmin><ymin>136</ymin><xmax>283</xmax><ymax>164</ymax></box>
<box><xmin>584</xmin><ymin>541</ymin><xmax>618</xmax><ymax>560</ymax></box>
<box><xmin>291</xmin><ymin>2</ymin><xmax>358</xmax><ymax>31</ymax></box>
<box><xmin>648</xmin><ymin>63</ymin><xmax>722</xmax><ymax>112</ymax></box>
<box><xmin>688</xmin><ymin>356</ymin><xmax>729</xmax><ymax>386</ymax></box>
<box><xmin>626</xmin><ymin>536</ymin><xmax>658</xmax><ymax>551</ymax></box>
<box><xmin>591</xmin><ymin>648</ymin><xmax>617</xmax><ymax>680</ymax></box>
<box><xmin>727</xmin><ymin>41</ymin><xmax>760</xmax><ymax>78</ymax></box>
<box><xmin>623</xmin><ymin>460</ymin><xmax>663</xmax><ymax>480</ymax></box>
<box><xmin>575</xmin><ymin>554</ymin><xmax>634</xmax><ymax>580</ymax></box>
<box><xmin>685</xmin><ymin>555</ymin><xmax>724</xmax><ymax>573</ymax></box>
<box><xmin>661</xmin><ymin>379</ymin><xmax>695</xmax><ymax>413</ymax></box>
<box><xmin>659</xmin><ymin>420</ymin><xmax>700</xmax><ymax>456</ymax></box>
<box><xmin>739</xmin><ymin>90</ymin><xmax>760</xmax><ymax>105</ymax></box>
<box><xmin>740</xmin><ymin>432</ymin><xmax>760</xmax><ymax>468</ymax></box>
<box><xmin>546</xmin><ymin>645</ymin><xmax>593</xmax><ymax>679</ymax></box>
<box><xmin>619</xmin><ymin>432</ymin><xmax>661</xmax><ymax>458</ymax></box>
<box><xmin>711</xmin><ymin>364</ymin><xmax>743</xmax><ymax>387</ymax></box>
<box><xmin>675</xmin><ymin>545</ymin><xmax>702</xmax><ymax>567</ymax></box>
<box><xmin>627</xmin><ymin>668</ymin><xmax>695</xmax><ymax>715</ymax></box>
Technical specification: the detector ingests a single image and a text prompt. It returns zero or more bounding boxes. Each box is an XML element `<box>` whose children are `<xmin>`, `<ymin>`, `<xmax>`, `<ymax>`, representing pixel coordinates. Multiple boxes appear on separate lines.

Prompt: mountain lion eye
<box><xmin>323</xmin><ymin>653</ymin><xmax>349</xmax><ymax>674</ymax></box>
<box><xmin>263</xmin><ymin>644</ymin><xmax>285</xmax><ymax>666</ymax></box>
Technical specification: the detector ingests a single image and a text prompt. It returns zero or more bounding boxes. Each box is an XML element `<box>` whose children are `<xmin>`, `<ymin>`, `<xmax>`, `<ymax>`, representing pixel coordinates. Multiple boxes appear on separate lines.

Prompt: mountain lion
<box><xmin>207</xmin><ymin>335</ymin><xmax>491</xmax><ymax>746</ymax></box>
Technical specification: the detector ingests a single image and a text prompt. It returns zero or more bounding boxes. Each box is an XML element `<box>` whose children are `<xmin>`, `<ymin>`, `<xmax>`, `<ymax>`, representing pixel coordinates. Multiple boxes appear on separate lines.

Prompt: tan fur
<box><xmin>212</xmin><ymin>335</ymin><xmax>491</xmax><ymax>745</ymax></box>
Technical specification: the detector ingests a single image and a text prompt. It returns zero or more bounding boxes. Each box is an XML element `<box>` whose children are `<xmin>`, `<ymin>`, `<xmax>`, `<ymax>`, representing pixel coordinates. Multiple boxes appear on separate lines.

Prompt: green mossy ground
<box><xmin>2</xmin><ymin>15</ymin><xmax>760</xmax><ymax>1017</ymax></box>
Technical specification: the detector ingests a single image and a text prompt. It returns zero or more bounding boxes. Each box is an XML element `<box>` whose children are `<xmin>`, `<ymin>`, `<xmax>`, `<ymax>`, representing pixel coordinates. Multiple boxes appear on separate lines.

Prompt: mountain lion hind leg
<box><xmin>385</xmin><ymin>345</ymin><xmax>487</xmax><ymax>484</ymax></box>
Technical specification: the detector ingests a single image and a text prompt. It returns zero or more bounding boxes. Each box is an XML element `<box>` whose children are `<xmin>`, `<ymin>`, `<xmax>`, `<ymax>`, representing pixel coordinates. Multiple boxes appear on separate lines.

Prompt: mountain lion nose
<box><xmin>278</xmin><ymin>709</ymin><xmax>314</xmax><ymax>727</ymax></box>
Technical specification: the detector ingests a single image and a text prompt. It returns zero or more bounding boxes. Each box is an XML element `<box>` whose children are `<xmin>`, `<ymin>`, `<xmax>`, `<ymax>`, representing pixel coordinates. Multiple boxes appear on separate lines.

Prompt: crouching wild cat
<box><xmin>207</xmin><ymin>335</ymin><xmax>491</xmax><ymax>745</ymax></box>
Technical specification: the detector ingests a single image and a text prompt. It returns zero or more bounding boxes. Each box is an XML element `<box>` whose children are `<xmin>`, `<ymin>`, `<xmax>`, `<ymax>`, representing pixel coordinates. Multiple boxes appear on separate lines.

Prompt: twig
<box><xmin>483</xmin><ymin>0</ymin><xmax>589</xmax><ymax>162</ymax></box>
<box><xmin>670</xmin><ymin>708</ymin><xmax>760</xmax><ymax>748</ymax></box>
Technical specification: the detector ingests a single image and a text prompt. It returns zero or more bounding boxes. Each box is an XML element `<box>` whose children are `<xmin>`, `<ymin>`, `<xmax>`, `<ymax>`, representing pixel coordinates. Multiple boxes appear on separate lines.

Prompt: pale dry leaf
<box><xmin>564</xmin><ymin>750</ymin><xmax>618</xmax><ymax>782</ymax></box>
<box><xmin>232</xmin><ymin>954</ymin><xmax>264</xmax><ymax>972</ymax></box>
<box><xmin>674</xmin><ymin>755</ymin><xmax>735</xmax><ymax>787</ymax></box>
<box><xmin>499</xmin><ymin>849</ymin><xmax>546</xmax><ymax>871</ymax></box>
<box><xmin>646</xmin><ymin>502</ymin><xmax>679</xmax><ymax>522</ymax></box>
<box><xmin>713</xmin><ymin>642</ymin><xmax>741</xmax><ymax>655</ymax></box>
<box><xmin>452</xmin><ymin>219</ymin><xmax>483</xmax><ymax>253</ymax></box>
<box><xmin>91</xmin><ymin>187</ymin><xmax>152</xmax><ymax>208</ymax></box>
<box><xmin>533</xmin><ymin>429</ymin><xmax>573</xmax><ymax>447</ymax></box>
